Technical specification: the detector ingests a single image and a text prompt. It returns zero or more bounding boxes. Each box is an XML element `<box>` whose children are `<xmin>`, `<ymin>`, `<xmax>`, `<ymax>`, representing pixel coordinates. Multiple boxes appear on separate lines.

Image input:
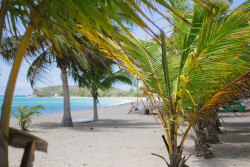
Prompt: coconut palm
<box><xmin>26</xmin><ymin>33</ymin><xmax>88</xmax><ymax>127</ymax></box>
<box><xmin>106</xmin><ymin>1</ymin><xmax>249</xmax><ymax>166</ymax></box>
<box><xmin>78</xmin><ymin>69</ymin><xmax>132</xmax><ymax>122</ymax></box>
<box><xmin>11</xmin><ymin>105</ymin><xmax>44</xmax><ymax>131</ymax></box>
<box><xmin>28</xmin><ymin>50</ymin><xmax>75</xmax><ymax>127</ymax></box>
<box><xmin>71</xmin><ymin>52</ymin><xmax>132</xmax><ymax>122</ymax></box>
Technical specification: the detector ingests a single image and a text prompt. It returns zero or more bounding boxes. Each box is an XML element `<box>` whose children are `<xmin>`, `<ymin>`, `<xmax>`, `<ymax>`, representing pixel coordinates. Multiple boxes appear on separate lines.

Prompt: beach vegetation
<box><xmin>108</xmin><ymin>0</ymin><xmax>250</xmax><ymax>165</ymax></box>
<box><xmin>32</xmin><ymin>86</ymin><xmax>139</xmax><ymax>97</ymax></box>
<box><xmin>11</xmin><ymin>105</ymin><xmax>44</xmax><ymax>131</ymax></box>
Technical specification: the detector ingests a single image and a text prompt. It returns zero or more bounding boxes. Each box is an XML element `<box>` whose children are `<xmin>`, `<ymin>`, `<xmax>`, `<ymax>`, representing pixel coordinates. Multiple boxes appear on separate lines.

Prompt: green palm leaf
<box><xmin>11</xmin><ymin>105</ymin><xmax>44</xmax><ymax>131</ymax></box>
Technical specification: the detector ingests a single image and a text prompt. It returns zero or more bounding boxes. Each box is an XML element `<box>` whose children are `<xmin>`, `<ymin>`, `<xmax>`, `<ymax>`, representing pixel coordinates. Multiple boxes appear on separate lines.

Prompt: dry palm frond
<box><xmin>200</xmin><ymin>71</ymin><xmax>250</xmax><ymax>113</ymax></box>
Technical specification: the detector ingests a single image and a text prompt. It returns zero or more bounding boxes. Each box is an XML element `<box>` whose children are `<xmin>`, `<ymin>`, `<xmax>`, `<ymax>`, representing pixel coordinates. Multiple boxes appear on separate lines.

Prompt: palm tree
<box><xmin>26</xmin><ymin>34</ymin><xmax>87</xmax><ymax>127</ymax></box>
<box><xmin>31</xmin><ymin>54</ymin><xmax>75</xmax><ymax>127</ymax></box>
<box><xmin>107</xmin><ymin>1</ymin><xmax>249</xmax><ymax>166</ymax></box>
<box><xmin>72</xmin><ymin>51</ymin><xmax>132</xmax><ymax>122</ymax></box>
<box><xmin>11</xmin><ymin>105</ymin><xmax>44</xmax><ymax>131</ymax></box>
<box><xmin>79</xmin><ymin>69</ymin><xmax>132</xmax><ymax>122</ymax></box>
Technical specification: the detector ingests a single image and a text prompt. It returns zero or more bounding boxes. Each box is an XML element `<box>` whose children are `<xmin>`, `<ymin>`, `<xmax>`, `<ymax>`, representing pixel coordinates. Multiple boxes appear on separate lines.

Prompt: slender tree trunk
<box><xmin>0</xmin><ymin>14</ymin><xmax>39</xmax><ymax>167</ymax></box>
<box><xmin>168</xmin><ymin>123</ymin><xmax>187</xmax><ymax>167</ymax></box>
<box><xmin>60</xmin><ymin>65</ymin><xmax>73</xmax><ymax>127</ymax></box>
<box><xmin>169</xmin><ymin>122</ymin><xmax>178</xmax><ymax>166</ymax></box>
<box><xmin>192</xmin><ymin>119</ymin><xmax>214</xmax><ymax>158</ymax></box>
<box><xmin>92</xmin><ymin>88</ymin><xmax>98</xmax><ymax>122</ymax></box>
<box><xmin>160</xmin><ymin>31</ymin><xmax>187</xmax><ymax>166</ymax></box>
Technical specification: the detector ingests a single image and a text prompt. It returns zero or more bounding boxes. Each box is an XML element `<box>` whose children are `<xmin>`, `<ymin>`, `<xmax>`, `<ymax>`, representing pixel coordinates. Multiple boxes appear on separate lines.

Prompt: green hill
<box><xmin>32</xmin><ymin>85</ymin><xmax>139</xmax><ymax>97</ymax></box>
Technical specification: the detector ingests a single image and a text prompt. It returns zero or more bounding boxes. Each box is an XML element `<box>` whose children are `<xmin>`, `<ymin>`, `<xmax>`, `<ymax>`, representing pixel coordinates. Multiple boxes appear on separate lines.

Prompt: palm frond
<box><xmin>100</xmin><ymin>70</ymin><xmax>133</xmax><ymax>90</ymax></box>
<box><xmin>11</xmin><ymin>105</ymin><xmax>44</xmax><ymax>131</ymax></box>
<box><xmin>200</xmin><ymin>71</ymin><xmax>250</xmax><ymax>113</ymax></box>
<box><xmin>26</xmin><ymin>51</ymin><xmax>54</xmax><ymax>88</ymax></box>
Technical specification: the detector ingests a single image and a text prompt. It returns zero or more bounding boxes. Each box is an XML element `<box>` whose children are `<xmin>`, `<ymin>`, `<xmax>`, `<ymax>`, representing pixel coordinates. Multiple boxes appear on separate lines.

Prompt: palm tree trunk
<box><xmin>0</xmin><ymin>14</ymin><xmax>40</xmax><ymax>167</ymax></box>
<box><xmin>215</xmin><ymin>115</ymin><xmax>222</xmax><ymax>133</ymax></box>
<box><xmin>192</xmin><ymin>119</ymin><xmax>214</xmax><ymax>158</ymax></box>
<box><xmin>205</xmin><ymin>120</ymin><xmax>220</xmax><ymax>144</ymax></box>
<box><xmin>206</xmin><ymin>112</ymin><xmax>220</xmax><ymax>144</ymax></box>
<box><xmin>92</xmin><ymin>88</ymin><xmax>98</xmax><ymax>122</ymax></box>
<box><xmin>160</xmin><ymin>30</ymin><xmax>187</xmax><ymax>166</ymax></box>
<box><xmin>60</xmin><ymin>65</ymin><xmax>73</xmax><ymax>127</ymax></box>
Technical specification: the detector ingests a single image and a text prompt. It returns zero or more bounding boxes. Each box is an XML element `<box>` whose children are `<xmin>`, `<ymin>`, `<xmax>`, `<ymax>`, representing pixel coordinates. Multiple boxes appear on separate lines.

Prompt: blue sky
<box><xmin>0</xmin><ymin>0</ymin><xmax>246</xmax><ymax>95</ymax></box>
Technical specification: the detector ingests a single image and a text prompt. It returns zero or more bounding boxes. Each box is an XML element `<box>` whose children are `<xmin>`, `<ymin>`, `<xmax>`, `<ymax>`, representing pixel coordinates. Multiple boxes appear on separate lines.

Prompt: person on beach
<box><xmin>128</xmin><ymin>102</ymin><xmax>138</xmax><ymax>114</ymax></box>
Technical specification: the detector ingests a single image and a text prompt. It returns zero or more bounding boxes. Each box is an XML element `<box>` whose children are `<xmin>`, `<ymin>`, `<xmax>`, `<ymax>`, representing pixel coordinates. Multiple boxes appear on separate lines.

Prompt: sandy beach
<box><xmin>9</xmin><ymin>100</ymin><xmax>250</xmax><ymax>167</ymax></box>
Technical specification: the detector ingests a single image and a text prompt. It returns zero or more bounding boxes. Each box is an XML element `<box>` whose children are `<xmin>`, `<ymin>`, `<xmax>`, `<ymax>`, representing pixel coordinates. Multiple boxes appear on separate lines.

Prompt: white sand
<box><xmin>9</xmin><ymin>100</ymin><xmax>250</xmax><ymax>167</ymax></box>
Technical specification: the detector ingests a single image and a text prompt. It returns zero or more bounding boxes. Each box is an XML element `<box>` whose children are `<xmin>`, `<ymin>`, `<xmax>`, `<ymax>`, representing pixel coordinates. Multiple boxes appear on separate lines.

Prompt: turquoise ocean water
<box><xmin>0</xmin><ymin>96</ymin><xmax>128</xmax><ymax>116</ymax></box>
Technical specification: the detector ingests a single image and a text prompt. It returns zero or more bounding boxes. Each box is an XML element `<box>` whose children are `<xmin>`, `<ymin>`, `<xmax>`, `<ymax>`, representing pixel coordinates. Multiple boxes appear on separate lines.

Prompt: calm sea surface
<box><xmin>0</xmin><ymin>96</ymin><xmax>128</xmax><ymax>116</ymax></box>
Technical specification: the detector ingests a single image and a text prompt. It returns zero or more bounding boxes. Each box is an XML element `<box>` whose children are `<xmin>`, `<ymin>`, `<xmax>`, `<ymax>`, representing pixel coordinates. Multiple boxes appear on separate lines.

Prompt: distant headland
<box><xmin>31</xmin><ymin>85</ymin><xmax>140</xmax><ymax>97</ymax></box>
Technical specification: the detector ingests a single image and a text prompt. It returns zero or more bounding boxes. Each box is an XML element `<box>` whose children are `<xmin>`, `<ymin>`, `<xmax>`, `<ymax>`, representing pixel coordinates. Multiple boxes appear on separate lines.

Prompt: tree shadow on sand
<box><xmin>182</xmin><ymin>114</ymin><xmax>250</xmax><ymax>167</ymax></box>
<box><xmin>31</xmin><ymin>118</ymin><xmax>162</xmax><ymax>132</ymax></box>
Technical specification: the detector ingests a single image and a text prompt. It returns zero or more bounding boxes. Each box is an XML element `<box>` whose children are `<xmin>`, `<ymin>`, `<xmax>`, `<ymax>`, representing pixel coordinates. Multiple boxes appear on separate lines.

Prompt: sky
<box><xmin>0</xmin><ymin>0</ymin><xmax>246</xmax><ymax>95</ymax></box>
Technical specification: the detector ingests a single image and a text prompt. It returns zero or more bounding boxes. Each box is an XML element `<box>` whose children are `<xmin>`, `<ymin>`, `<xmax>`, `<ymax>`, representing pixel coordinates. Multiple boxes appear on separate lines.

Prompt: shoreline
<box><xmin>6</xmin><ymin>97</ymin><xmax>139</xmax><ymax>117</ymax></box>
